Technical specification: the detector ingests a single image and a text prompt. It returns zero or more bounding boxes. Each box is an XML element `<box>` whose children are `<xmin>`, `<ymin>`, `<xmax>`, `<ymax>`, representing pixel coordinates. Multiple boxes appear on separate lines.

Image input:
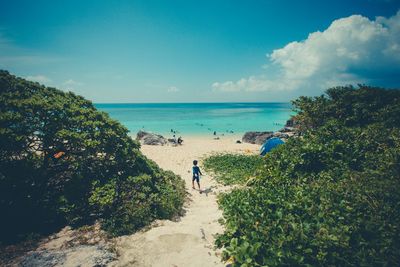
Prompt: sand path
<box><xmin>111</xmin><ymin>136</ymin><xmax>258</xmax><ymax>267</ymax></box>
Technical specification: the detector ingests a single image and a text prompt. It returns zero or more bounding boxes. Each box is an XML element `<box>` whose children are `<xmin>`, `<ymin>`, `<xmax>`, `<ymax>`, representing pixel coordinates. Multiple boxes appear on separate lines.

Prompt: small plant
<box><xmin>203</xmin><ymin>154</ymin><xmax>263</xmax><ymax>185</ymax></box>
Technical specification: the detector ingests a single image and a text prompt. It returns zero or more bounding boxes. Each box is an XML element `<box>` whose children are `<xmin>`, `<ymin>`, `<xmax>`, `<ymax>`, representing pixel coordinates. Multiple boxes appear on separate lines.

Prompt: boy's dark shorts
<box><xmin>192</xmin><ymin>175</ymin><xmax>199</xmax><ymax>182</ymax></box>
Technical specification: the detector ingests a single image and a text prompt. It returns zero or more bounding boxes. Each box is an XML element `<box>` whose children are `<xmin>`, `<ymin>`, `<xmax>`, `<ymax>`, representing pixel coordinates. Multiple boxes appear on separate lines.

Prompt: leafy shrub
<box><xmin>102</xmin><ymin>170</ymin><xmax>185</xmax><ymax>236</ymax></box>
<box><xmin>203</xmin><ymin>154</ymin><xmax>263</xmax><ymax>185</ymax></box>
<box><xmin>0</xmin><ymin>70</ymin><xmax>185</xmax><ymax>244</ymax></box>
<box><xmin>292</xmin><ymin>85</ymin><xmax>400</xmax><ymax>130</ymax></box>
<box><xmin>214</xmin><ymin>86</ymin><xmax>400</xmax><ymax>266</ymax></box>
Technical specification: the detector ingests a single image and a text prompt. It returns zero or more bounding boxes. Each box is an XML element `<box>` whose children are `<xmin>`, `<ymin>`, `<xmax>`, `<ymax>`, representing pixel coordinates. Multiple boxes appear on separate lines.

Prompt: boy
<box><xmin>192</xmin><ymin>160</ymin><xmax>203</xmax><ymax>191</ymax></box>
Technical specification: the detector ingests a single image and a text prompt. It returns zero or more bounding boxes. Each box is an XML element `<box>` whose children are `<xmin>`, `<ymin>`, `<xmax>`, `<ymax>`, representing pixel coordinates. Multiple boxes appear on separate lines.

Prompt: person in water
<box><xmin>192</xmin><ymin>160</ymin><xmax>203</xmax><ymax>191</ymax></box>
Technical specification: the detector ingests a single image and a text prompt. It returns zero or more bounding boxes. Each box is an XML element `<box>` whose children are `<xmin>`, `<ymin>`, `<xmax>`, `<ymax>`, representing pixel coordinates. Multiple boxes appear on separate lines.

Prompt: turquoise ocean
<box><xmin>95</xmin><ymin>103</ymin><xmax>293</xmax><ymax>137</ymax></box>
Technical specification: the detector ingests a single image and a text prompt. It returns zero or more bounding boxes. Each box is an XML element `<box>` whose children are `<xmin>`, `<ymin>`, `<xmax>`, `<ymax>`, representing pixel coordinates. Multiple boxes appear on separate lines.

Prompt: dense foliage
<box><xmin>203</xmin><ymin>154</ymin><xmax>263</xmax><ymax>185</ymax></box>
<box><xmin>213</xmin><ymin>85</ymin><xmax>400</xmax><ymax>266</ymax></box>
<box><xmin>292</xmin><ymin>85</ymin><xmax>400</xmax><ymax>130</ymax></box>
<box><xmin>0</xmin><ymin>70</ymin><xmax>185</xmax><ymax>243</ymax></box>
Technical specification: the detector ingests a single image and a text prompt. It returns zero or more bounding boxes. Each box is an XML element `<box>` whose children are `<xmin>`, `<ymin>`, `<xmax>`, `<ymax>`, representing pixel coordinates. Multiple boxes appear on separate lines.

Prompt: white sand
<box><xmin>111</xmin><ymin>136</ymin><xmax>259</xmax><ymax>267</ymax></box>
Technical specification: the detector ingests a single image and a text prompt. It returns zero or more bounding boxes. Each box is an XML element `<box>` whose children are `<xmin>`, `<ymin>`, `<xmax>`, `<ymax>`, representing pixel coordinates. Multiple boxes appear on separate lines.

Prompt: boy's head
<box><xmin>193</xmin><ymin>160</ymin><xmax>198</xmax><ymax>165</ymax></box>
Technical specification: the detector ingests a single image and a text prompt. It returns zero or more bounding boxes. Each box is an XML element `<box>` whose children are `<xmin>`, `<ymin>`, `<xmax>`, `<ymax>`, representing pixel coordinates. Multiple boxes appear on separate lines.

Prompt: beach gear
<box><xmin>54</xmin><ymin>151</ymin><xmax>65</xmax><ymax>159</ymax></box>
<box><xmin>260</xmin><ymin>137</ymin><xmax>284</xmax><ymax>156</ymax></box>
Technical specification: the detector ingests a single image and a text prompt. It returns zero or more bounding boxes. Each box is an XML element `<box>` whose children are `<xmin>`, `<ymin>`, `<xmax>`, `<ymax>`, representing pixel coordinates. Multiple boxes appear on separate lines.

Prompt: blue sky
<box><xmin>1</xmin><ymin>0</ymin><xmax>399</xmax><ymax>102</ymax></box>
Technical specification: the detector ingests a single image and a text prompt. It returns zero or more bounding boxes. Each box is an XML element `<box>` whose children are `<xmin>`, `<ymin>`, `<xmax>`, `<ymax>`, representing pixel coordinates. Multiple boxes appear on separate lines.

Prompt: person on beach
<box><xmin>192</xmin><ymin>160</ymin><xmax>203</xmax><ymax>191</ymax></box>
<box><xmin>173</xmin><ymin>134</ymin><xmax>177</xmax><ymax>144</ymax></box>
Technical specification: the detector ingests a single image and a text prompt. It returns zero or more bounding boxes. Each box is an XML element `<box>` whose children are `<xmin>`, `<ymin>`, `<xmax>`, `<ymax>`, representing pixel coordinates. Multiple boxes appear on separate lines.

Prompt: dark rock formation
<box><xmin>279</xmin><ymin>127</ymin><xmax>295</xmax><ymax>133</ymax></box>
<box><xmin>273</xmin><ymin>131</ymin><xmax>290</xmax><ymax>139</ymax></box>
<box><xmin>242</xmin><ymin>131</ymin><xmax>274</xmax><ymax>145</ymax></box>
<box><xmin>136</xmin><ymin>130</ymin><xmax>167</xmax><ymax>145</ymax></box>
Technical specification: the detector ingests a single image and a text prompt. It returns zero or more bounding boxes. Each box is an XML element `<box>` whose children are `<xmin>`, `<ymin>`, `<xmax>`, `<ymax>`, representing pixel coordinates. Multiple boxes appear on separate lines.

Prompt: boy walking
<box><xmin>192</xmin><ymin>160</ymin><xmax>203</xmax><ymax>191</ymax></box>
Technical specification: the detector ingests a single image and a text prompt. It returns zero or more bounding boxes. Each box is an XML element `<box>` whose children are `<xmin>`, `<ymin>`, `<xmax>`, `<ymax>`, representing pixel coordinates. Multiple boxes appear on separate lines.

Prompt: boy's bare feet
<box><xmin>192</xmin><ymin>187</ymin><xmax>195</xmax><ymax>189</ymax></box>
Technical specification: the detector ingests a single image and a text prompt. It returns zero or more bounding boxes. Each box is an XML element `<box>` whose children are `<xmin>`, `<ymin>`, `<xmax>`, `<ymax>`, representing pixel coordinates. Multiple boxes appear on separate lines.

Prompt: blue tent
<box><xmin>260</xmin><ymin>137</ymin><xmax>284</xmax><ymax>156</ymax></box>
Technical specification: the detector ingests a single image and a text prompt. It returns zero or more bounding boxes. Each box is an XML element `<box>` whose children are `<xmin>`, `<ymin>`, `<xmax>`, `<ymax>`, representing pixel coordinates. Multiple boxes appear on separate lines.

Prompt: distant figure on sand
<box><xmin>192</xmin><ymin>160</ymin><xmax>203</xmax><ymax>192</ymax></box>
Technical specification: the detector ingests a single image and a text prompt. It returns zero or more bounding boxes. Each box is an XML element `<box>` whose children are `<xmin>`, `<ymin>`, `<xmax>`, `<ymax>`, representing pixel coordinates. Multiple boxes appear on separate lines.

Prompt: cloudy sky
<box><xmin>1</xmin><ymin>0</ymin><xmax>399</xmax><ymax>102</ymax></box>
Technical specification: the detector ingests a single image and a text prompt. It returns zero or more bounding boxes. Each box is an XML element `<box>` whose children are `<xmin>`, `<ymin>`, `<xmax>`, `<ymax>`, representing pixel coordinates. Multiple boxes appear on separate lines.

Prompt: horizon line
<box><xmin>94</xmin><ymin>101</ymin><xmax>292</xmax><ymax>104</ymax></box>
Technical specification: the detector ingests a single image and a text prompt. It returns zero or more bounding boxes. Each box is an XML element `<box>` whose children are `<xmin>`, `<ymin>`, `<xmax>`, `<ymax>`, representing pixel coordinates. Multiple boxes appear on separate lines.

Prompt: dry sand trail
<box><xmin>111</xmin><ymin>136</ymin><xmax>259</xmax><ymax>267</ymax></box>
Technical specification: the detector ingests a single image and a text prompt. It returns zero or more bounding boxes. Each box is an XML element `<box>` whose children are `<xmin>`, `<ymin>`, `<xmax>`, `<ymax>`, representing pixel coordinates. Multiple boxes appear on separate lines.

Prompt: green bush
<box><xmin>203</xmin><ymin>154</ymin><xmax>263</xmax><ymax>185</ymax></box>
<box><xmin>0</xmin><ymin>70</ymin><xmax>185</xmax><ymax>243</ymax></box>
<box><xmin>213</xmin><ymin>86</ymin><xmax>400</xmax><ymax>266</ymax></box>
<box><xmin>292</xmin><ymin>85</ymin><xmax>400</xmax><ymax>130</ymax></box>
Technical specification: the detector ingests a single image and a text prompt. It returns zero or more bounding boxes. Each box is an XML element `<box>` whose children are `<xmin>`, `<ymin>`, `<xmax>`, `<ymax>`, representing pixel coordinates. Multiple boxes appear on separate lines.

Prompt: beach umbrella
<box><xmin>260</xmin><ymin>137</ymin><xmax>284</xmax><ymax>156</ymax></box>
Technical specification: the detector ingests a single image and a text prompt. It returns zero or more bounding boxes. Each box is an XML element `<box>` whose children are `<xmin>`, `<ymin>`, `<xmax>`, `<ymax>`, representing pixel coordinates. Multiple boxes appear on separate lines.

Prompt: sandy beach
<box><xmin>111</xmin><ymin>136</ymin><xmax>259</xmax><ymax>267</ymax></box>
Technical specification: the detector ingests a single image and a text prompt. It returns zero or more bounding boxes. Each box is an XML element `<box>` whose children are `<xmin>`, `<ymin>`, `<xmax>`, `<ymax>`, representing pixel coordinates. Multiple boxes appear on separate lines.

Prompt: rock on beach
<box><xmin>242</xmin><ymin>131</ymin><xmax>274</xmax><ymax>145</ymax></box>
<box><xmin>136</xmin><ymin>130</ymin><xmax>167</xmax><ymax>145</ymax></box>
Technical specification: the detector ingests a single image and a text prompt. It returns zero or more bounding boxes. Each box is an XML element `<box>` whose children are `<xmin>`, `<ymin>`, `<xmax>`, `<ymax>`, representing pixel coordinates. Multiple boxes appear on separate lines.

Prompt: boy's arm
<box><xmin>199</xmin><ymin>168</ymin><xmax>203</xmax><ymax>175</ymax></box>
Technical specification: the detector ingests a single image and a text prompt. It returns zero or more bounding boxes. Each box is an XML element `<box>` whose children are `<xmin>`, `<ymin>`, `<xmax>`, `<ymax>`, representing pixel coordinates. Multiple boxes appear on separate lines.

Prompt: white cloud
<box><xmin>63</xmin><ymin>79</ymin><xmax>83</xmax><ymax>86</ymax></box>
<box><xmin>212</xmin><ymin>76</ymin><xmax>300</xmax><ymax>92</ymax></box>
<box><xmin>26</xmin><ymin>75</ymin><xmax>52</xmax><ymax>84</ymax></box>
<box><xmin>167</xmin><ymin>86</ymin><xmax>180</xmax><ymax>93</ymax></box>
<box><xmin>62</xmin><ymin>79</ymin><xmax>83</xmax><ymax>91</ymax></box>
<box><xmin>144</xmin><ymin>83</ymin><xmax>180</xmax><ymax>93</ymax></box>
<box><xmin>212</xmin><ymin>11</ymin><xmax>400</xmax><ymax>95</ymax></box>
<box><xmin>24</xmin><ymin>76</ymin><xmax>84</xmax><ymax>92</ymax></box>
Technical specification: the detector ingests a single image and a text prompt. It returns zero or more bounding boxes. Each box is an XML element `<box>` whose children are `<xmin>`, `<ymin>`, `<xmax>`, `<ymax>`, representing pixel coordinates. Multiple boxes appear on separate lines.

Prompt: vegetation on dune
<box><xmin>203</xmin><ymin>154</ymin><xmax>263</xmax><ymax>185</ymax></box>
<box><xmin>207</xmin><ymin>85</ymin><xmax>400</xmax><ymax>266</ymax></box>
<box><xmin>0</xmin><ymin>70</ymin><xmax>185</xmax><ymax>244</ymax></box>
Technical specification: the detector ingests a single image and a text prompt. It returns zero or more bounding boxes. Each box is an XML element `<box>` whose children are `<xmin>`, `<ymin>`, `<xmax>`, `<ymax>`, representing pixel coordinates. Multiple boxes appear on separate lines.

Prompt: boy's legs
<box><xmin>192</xmin><ymin>176</ymin><xmax>200</xmax><ymax>190</ymax></box>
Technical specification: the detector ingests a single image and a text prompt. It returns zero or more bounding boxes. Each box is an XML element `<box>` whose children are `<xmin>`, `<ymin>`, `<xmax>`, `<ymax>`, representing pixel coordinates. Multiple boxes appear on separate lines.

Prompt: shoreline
<box><xmin>130</xmin><ymin>132</ymin><xmax>245</xmax><ymax>139</ymax></box>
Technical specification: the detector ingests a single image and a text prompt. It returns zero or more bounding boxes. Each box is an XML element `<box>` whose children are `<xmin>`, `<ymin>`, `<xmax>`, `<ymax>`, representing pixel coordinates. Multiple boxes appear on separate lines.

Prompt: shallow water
<box><xmin>95</xmin><ymin>103</ymin><xmax>294</xmax><ymax>136</ymax></box>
